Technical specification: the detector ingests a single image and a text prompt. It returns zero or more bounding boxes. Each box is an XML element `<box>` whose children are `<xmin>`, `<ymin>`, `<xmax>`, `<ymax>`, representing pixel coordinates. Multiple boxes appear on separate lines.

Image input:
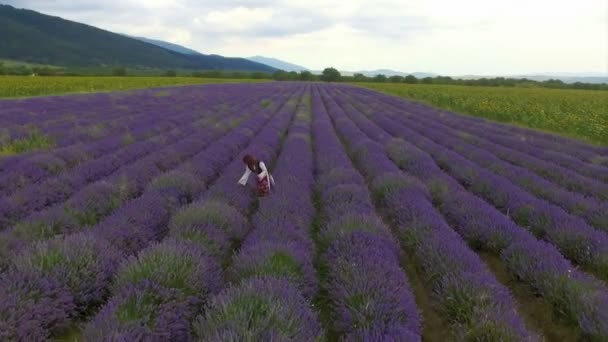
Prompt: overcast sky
<box><xmin>5</xmin><ymin>0</ymin><xmax>607</xmax><ymax>75</ymax></box>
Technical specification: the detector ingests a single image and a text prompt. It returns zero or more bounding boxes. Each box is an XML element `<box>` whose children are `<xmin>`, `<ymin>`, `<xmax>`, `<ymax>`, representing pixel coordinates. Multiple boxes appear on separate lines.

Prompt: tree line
<box><xmin>1</xmin><ymin>63</ymin><xmax>605</xmax><ymax>91</ymax></box>
<box><xmin>302</xmin><ymin>68</ymin><xmax>608</xmax><ymax>91</ymax></box>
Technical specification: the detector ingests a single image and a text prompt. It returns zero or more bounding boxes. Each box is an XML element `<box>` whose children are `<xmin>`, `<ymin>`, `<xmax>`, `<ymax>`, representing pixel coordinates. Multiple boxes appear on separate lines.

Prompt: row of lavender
<box><xmin>327</xmin><ymin>85</ymin><xmax>608</xmax><ymax>339</ymax></box>
<box><xmin>2</xmin><ymin>87</ymin><xmax>256</xmax><ymax>240</ymax></box>
<box><xmin>83</xmin><ymin>85</ymin><xmax>307</xmax><ymax>340</ymax></box>
<box><xmin>0</xmin><ymin>85</ymin><xmax>298</xmax><ymax>235</ymax></box>
<box><xmin>311</xmin><ymin>86</ymin><xmax>421</xmax><ymax>340</ymax></box>
<box><xmin>343</xmin><ymin>87</ymin><xmax>608</xmax><ymax>223</ymax></box>
<box><xmin>343</xmin><ymin>87</ymin><xmax>608</xmax><ymax>189</ymax></box>
<box><xmin>0</xmin><ymin>88</ymin><xmax>272</xmax><ymax>270</ymax></box>
<box><xmin>349</xmin><ymin>87</ymin><xmax>608</xmax><ymax>165</ymax></box>
<box><xmin>0</xmin><ymin>84</ymin><xmax>305</xmax><ymax>340</ymax></box>
<box><xmin>318</xmin><ymin>85</ymin><xmax>538</xmax><ymax>340</ymax></box>
<box><xmin>1</xmin><ymin>81</ymin><xmax>605</xmax><ymax>340</ymax></box>
<box><xmin>194</xmin><ymin>87</ymin><xmax>323</xmax><ymax>340</ymax></box>
<box><xmin>336</xmin><ymin>87</ymin><xmax>608</xmax><ymax>281</ymax></box>
<box><xmin>86</xmin><ymin>84</ymin><xmax>315</xmax><ymax>339</ymax></box>
<box><xmin>0</xmin><ymin>92</ymin><xmax>258</xmax><ymax>230</ymax></box>
<box><xmin>0</xmin><ymin>85</ymin><xmax>227</xmax><ymax>146</ymax></box>
<box><xmin>0</xmin><ymin>87</ymin><xmax>200</xmax><ymax>170</ymax></box>
<box><xmin>0</xmin><ymin>84</ymin><xmax>278</xmax><ymax>196</ymax></box>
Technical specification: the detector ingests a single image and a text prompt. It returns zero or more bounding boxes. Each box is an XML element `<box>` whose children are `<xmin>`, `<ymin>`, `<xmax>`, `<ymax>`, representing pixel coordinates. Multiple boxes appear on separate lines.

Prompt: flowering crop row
<box><xmin>337</xmin><ymin>87</ymin><xmax>608</xmax><ymax>282</ymax></box>
<box><xmin>82</xmin><ymin>85</ymin><xmax>308</xmax><ymax>340</ymax></box>
<box><xmin>320</xmin><ymin>85</ymin><xmax>536</xmax><ymax>341</ymax></box>
<box><xmin>0</xmin><ymin>82</ymin><xmax>606</xmax><ymax>340</ymax></box>
<box><xmin>312</xmin><ymin>85</ymin><xmax>421</xmax><ymax>340</ymax></box>
<box><xmin>0</xmin><ymin>84</ymin><xmax>304</xmax><ymax>340</ymax></box>
<box><xmin>329</xmin><ymin>85</ymin><xmax>608</xmax><ymax>339</ymax></box>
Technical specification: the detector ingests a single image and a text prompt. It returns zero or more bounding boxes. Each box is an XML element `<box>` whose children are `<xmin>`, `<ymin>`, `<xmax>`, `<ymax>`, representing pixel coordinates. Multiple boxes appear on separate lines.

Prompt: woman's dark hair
<box><xmin>243</xmin><ymin>154</ymin><xmax>257</xmax><ymax>168</ymax></box>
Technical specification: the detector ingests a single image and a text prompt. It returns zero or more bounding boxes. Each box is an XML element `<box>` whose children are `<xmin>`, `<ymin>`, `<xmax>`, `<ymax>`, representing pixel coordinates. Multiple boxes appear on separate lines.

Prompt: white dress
<box><xmin>237</xmin><ymin>161</ymin><xmax>276</xmax><ymax>188</ymax></box>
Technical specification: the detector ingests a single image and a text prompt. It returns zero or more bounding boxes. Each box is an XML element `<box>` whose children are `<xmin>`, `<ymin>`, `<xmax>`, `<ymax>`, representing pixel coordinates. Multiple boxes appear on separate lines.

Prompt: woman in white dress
<box><xmin>238</xmin><ymin>154</ymin><xmax>275</xmax><ymax>197</ymax></box>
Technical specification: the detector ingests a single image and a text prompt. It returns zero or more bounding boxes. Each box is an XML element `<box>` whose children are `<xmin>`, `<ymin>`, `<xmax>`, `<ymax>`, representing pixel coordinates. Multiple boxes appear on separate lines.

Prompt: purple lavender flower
<box><xmin>112</xmin><ymin>238</ymin><xmax>223</xmax><ymax>299</ymax></box>
<box><xmin>319</xmin><ymin>213</ymin><xmax>396</xmax><ymax>251</ymax></box>
<box><xmin>63</xmin><ymin>180</ymin><xmax>126</xmax><ymax>226</ymax></box>
<box><xmin>0</xmin><ymin>270</ymin><xmax>74</xmax><ymax>341</ymax></box>
<box><xmin>0</xmin><ymin>154</ymin><xmax>66</xmax><ymax>196</ymax></box>
<box><xmin>324</xmin><ymin>232</ymin><xmax>420</xmax><ymax>337</ymax></box>
<box><xmin>193</xmin><ymin>276</ymin><xmax>323</xmax><ymax>341</ymax></box>
<box><xmin>316</xmin><ymin>167</ymin><xmax>366</xmax><ymax>193</ymax></box>
<box><xmin>169</xmin><ymin>200</ymin><xmax>249</xmax><ymax>243</ymax></box>
<box><xmin>83</xmin><ymin>280</ymin><xmax>199</xmax><ymax>342</ymax></box>
<box><xmin>148</xmin><ymin>170</ymin><xmax>203</xmax><ymax>205</ymax></box>
<box><xmin>93</xmin><ymin>192</ymin><xmax>174</xmax><ymax>255</ymax></box>
<box><xmin>246</xmin><ymin>224</ymin><xmax>315</xmax><ymax>254</ymax></box>
<box><xmin>168</xmin><ymin>221</ymin><xmax>231</xmax><ymax>264</ymax></box>
<box><xmin>343</xmin><ymin>323</ymin><xmax>421</xmax><ymax>342</ymax></box>
<box><xmin>11</xmin><ymin>232</ymin><xmax>122</xmax><ymax>315</ymax></box>
<box><xmin>320</xmin><ymin>184</ymin><xmax>376</xmax><ymax>219</ymax></box>
<box><xmin>228</xmin><ymin>240</ymin><xmax>317</xmax><ymax>298</ymax></box>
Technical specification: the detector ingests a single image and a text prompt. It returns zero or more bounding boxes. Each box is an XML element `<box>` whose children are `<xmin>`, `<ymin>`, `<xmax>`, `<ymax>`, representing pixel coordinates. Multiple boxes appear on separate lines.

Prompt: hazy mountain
<box><xmin>0</xmin><ymin>4</ymin><xmax>276</xmax><ymax>72</ymax></box>
<box><xmin>357</xmin><ymin>70</ymin><xmax>436</xmax><ymax>78</ymax></box>
<box><xmin>454</xmin><ymin>74</ymin><xmax>608</xmax><ymax>84</ymax></box>
<box><xmin>132</xmin><ymin>36</ymin><xmax>202</xmax><ymax>56</ymax></box>
<box><xmin>313</xmin><ymin>69</ymin><xmax>436</xmax><ymax>78</ymax></box>
<box><xmin>248</xmin><ymin>56</ymin><xmax>309</xmax><ymax>72</ymax></box>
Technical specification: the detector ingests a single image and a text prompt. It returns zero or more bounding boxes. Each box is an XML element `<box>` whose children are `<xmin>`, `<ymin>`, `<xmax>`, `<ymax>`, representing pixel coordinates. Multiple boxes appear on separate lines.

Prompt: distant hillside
<box><xmin>0</xmin><ymin>4</ymin><xmax>275</xmax><ymax>72</ymax></box>
<box><xmin>358</xmin><ymin>70</ymin><xmax>436</xmax><ymax>78</ymax></box>
<box><xmin>248</xmin><ymin>56</ymin><xmax>309</xmax><ymax>72</ymax></box>
<box><xmin>315</xmin><ymin>69</ymin><xmax>436</xmax><ymax>78</ymax></box>
<box><xmin>132</xmin><ymin>36</ymin><xmax>202</xmax><ymax>56</ymax></box>
<box><xmin>454</xmin><ymin>74</ymin><xmax>608</xmax><ymax>84</ymax></box>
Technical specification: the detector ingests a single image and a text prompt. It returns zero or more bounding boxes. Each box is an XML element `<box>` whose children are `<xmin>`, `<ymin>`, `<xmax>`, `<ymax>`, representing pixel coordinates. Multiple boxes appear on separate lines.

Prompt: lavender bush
<box><xmin>1</xmin><ymin>82</ymin><xmax>606</xmax><ymax>340</ymax></box>
<box><xmin>193</xmin><ymin>277</ymin><xmax>324</xmax><ymax>341</ymax></box>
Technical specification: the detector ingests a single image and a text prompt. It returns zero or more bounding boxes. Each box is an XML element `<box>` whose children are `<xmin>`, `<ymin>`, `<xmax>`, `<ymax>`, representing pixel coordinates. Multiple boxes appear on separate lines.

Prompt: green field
<box><xmin>0</xmin><ymin>76</ymin><xmax>267</xmax><ymax>98</ymax></box>
<box><xmin>358</xmin><ymin>83</ymin><xmax>608</xmax><ymax>145</ymax></box>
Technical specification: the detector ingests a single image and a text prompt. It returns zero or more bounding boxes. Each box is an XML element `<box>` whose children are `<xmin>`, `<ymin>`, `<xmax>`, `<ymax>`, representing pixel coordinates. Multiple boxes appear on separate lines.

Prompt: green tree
<box><xmin>373</xmin><ymin>74</ymin><xmax>387</xmax><ymax>82</ymax></box>
<box><xmin>421</xmin><ymin>77</ymin><xmax>434</xmax><ymax>84</ymax></box>
<box><xmin>352</xmin><ymin>73</ymin><xmax>368</xmax><ymax>82</ymax></box>
<box><xmin>404</xmin><ymin>75</ymin><xmax>418</xmax><ymax>84</ymax></box>
<box><xmin>435</xmin><ymin>76</ymin><xmax>453</xmax><ymax>84</ymax></box>
<box><xmin>112</xmin><ymin>66</ymin><xmax>127</xmax><ymax>76</ymax></box>
<box><xmin>273</xmin><ymin>70</ymin><xmax>289</xmax><ymax>81</ymax></box>
<box><xmin>201</xmin><ymin>70</ymin><xmax>222</xmax><ymax>78</ymax></box>
<box><xmin>320</xmin><ymin>67</ymin><xmax>341</xmax><ymax>82</ymax></box>
<box><xmin>251</xmin><ymin>72</ymin><xmax>270</xmax><ymax>79</ymax></box>
<box><xmin>165</xmin><ymin>70</ymin><xmax>177</xmax><ymax>77</ymax></box>
<box><xmin>389</xmin><ymin>75</ymin><xmax>404</xmax><ymax>83</ymax></box>
<box><xmin>299</xmin><ymin>70</ymin><xmax>313</xmax><ymax>81</ymax></box>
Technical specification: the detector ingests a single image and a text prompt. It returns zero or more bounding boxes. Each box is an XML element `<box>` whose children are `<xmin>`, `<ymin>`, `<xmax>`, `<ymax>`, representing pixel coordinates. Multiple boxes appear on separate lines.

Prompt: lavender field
<box><xmin>0</xmin><ymin>82</ymin><xmax>607</xmax><ymax>341</ymax></box>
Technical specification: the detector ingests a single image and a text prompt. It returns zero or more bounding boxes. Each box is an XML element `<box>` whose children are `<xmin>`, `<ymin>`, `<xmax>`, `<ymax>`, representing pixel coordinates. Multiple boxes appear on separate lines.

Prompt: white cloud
<box><xmin>4</xmin><ymin>0</ymin><xmax>607</xmax><ymax>75</ymax></box>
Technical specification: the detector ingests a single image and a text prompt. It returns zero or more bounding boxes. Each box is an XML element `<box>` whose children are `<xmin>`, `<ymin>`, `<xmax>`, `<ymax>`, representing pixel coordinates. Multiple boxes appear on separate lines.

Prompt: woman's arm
<box><xmin>259</xmin><ymin>162</ymin><xmax>276</xmax><ymax>188</ymax></box>
<box><xmin>238</xmin><ymin>167</ymin><xmax>251</xmax><ymax>185</ymax></box>
<box><xmin>258</xmin><ymin>161</ymin><xmax>269</xmax><ymax>179</ymax></box>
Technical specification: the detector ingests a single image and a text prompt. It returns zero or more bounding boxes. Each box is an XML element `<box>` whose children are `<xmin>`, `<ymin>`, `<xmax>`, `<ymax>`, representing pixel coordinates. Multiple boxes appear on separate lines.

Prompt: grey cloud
<box><xmin>342</xmin><ymin>2</ymin><xmax>433</xmax><ymax>39</ymax></box>
<box><xmin>195</xmin><ymin>7</ymin><xmax>332</xmax><ymax>38</ymax></box>
<box><xmin>5</xmin><ymin>0</ymin><xmax>332</xmax><ymax>39</ymax></box>
<box><xmin>2</xmin><ymin>0</ymin><xmax>429</xmax><ymax>51</ymax></box>
<box><xmin>3</xmin><ymin>0</ymin><xmax>134</xmax><ymax>13</ymax></box>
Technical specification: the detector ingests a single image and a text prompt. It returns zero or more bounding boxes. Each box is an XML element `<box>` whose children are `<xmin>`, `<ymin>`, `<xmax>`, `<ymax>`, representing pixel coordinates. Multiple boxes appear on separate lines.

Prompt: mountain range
<box><xmin>246</xmin><ymin>56</ymin><xmax>309</xmax><ymax>72</ymax></box>
<box><xmin>453</xmin><ymin>74</ymin><xmax>608</xmax><ymax>84</ymax></box>
<box><xmin>132</xmin><ymin>36</ymin><xmax>202</xmax><ymax>56</ymax></box>
<box><xmin>0</xmin><ymin>4</ymin><xmax>275</xmax><ymax>72</ymax></box>
<box><xmin>335</xmin><ymin>69</ymin><xmax>437</xmax><ymax>78</ymax></box>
